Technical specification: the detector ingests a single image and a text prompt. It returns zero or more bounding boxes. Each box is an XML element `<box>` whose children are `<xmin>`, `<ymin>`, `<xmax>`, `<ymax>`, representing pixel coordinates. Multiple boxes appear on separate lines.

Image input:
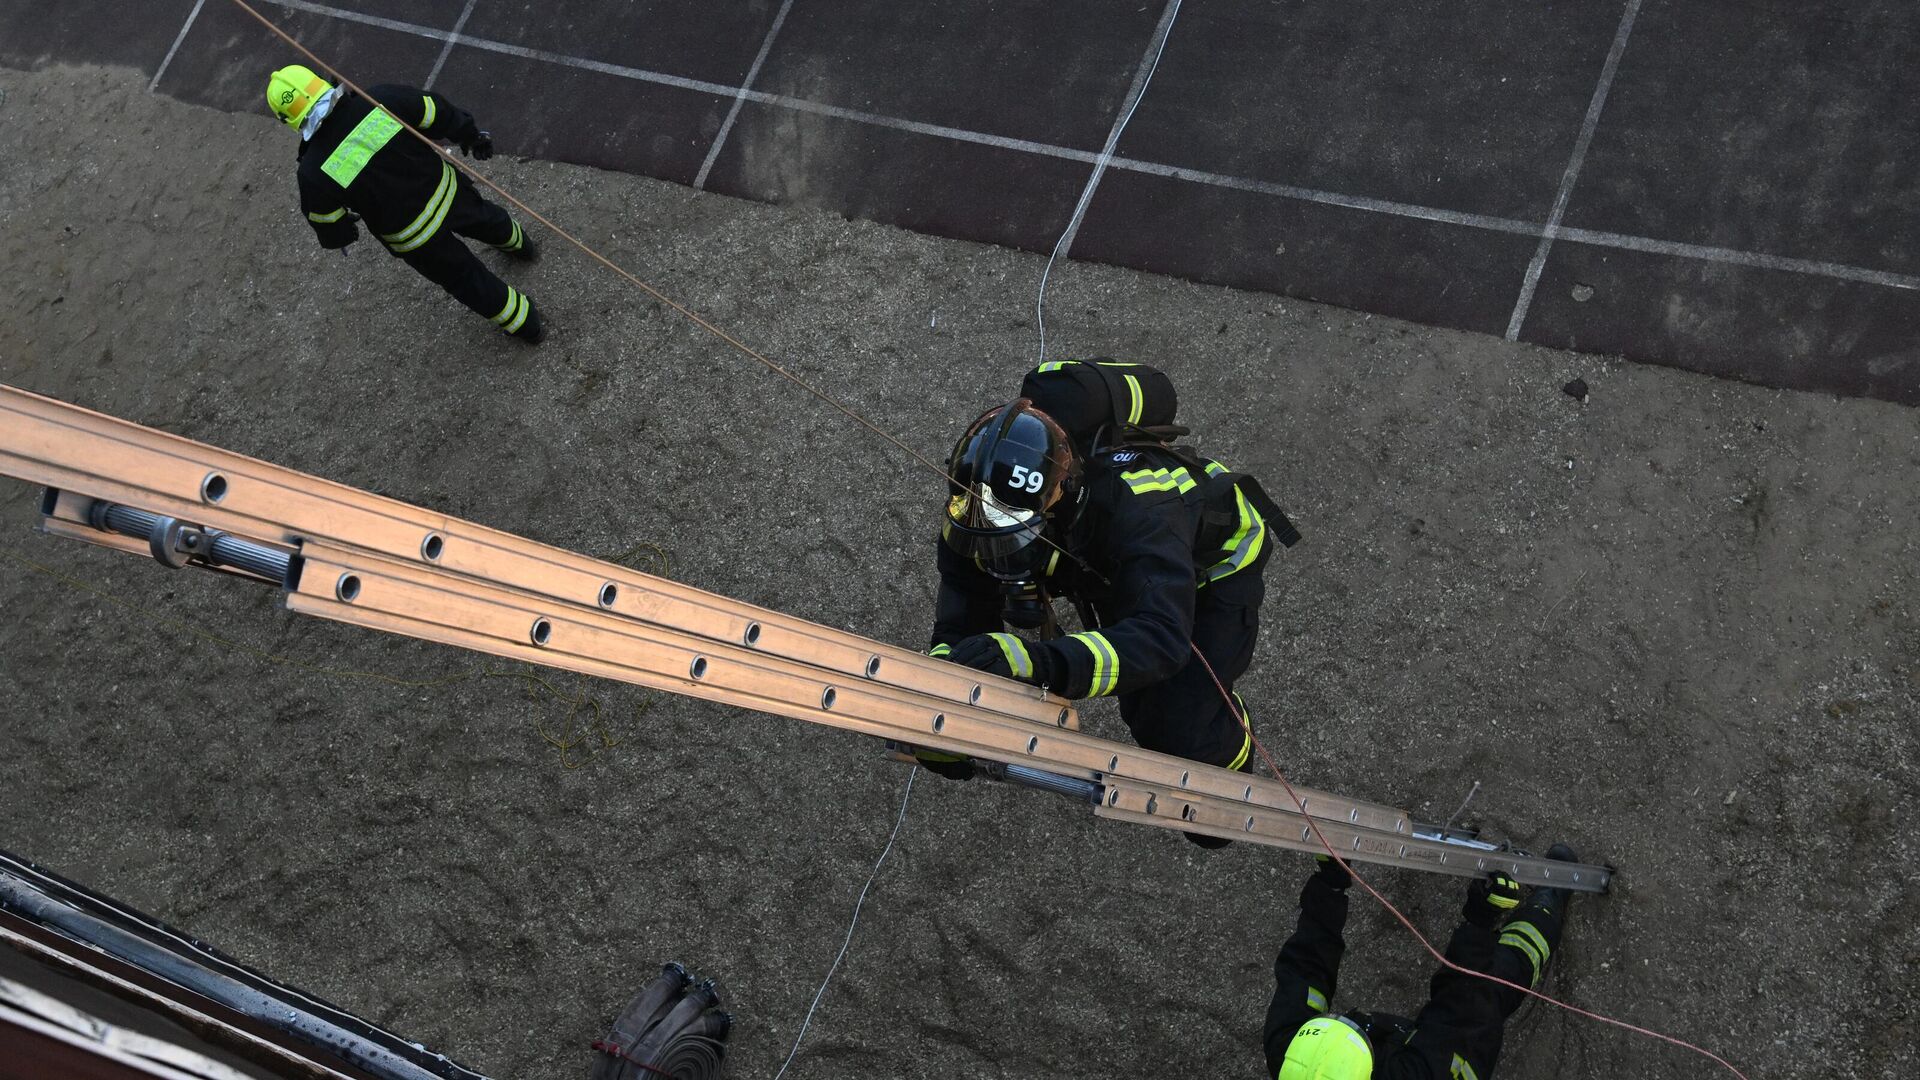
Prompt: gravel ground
<box><xmin>2</xmin><ymin>66</ymin><xmax>1916</xmax><ymax>1080</ymax></box>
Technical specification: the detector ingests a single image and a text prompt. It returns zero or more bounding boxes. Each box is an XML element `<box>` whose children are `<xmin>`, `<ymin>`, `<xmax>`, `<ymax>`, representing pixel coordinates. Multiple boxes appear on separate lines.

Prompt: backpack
<box><xmin>1019</xmin><ymin>358</ymin><xmax>1302</xmax><ymax>551</ymax></box>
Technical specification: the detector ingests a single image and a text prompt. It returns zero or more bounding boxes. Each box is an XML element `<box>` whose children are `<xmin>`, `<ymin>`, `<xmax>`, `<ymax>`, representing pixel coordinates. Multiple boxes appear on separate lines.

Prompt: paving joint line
<box><xmin>252</xmin><ymin>0</ymin><xmax>1920</xmax><ymax>296</ymax></box>
<box><xmin>422</xmin><ymin>0</ymin><xmax>478</xmax><ymax>91</ymax></box>
<box><xmin>694</xmin><ymin>0</ymin><xmax>795</xmax><ymax>190</ymax></box>
<box><xmin>1506</xmin><ymin>0</ymin><xmax>1644</xmax><ymax>340</ymax></box>
<box><xmin>1052</xmin><ymin>0</ymin><xmax>1183</xmax><ymax>260</ymax></box>
<box><xmin>1038</xmin><ymin>0</ymin><xmax>1183</xmax><ymax>361</ymax></box>
<box><xmin>150</xmin><ymin>0</ymin><xmax>209</xmax><ymax>92</ymax></box>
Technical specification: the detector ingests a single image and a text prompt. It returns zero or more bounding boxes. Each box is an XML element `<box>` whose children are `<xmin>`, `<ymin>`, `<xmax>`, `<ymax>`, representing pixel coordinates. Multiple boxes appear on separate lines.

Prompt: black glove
<box><xmin>1463</xmin><ymin>872</ymin><xmax>1522</xmax><ymax>928</ymax></box>
<box><xmin>1312</xmin><ymin>854</ymin><xmax>1352</xmax><ymax>891</ymax></box>
<box><xmin>913</xmin><ymin>748</ymin><xmax>975</xmax><ymax>782</ymax></box>
<box><xmin>945</xmin><ymin>633</ymin><xmax>1061</xmax><ymax>688</ymax></box>
<box><xmin>461</xmin><ymin>131</ymin><xmax>494</xmax><ymax>160</ymax></box>
<box><xmin>316</xmin><ymin>217</ymin><xmax>360</xmax><ymax>250</ymax></box>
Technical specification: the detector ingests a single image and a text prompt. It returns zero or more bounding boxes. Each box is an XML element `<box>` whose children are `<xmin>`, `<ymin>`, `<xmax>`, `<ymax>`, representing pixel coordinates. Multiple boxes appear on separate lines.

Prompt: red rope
<box><xmin>1189</xmin><ymin>644</ymin><xmax>1750</xmax><ymax>1079</ymax></box>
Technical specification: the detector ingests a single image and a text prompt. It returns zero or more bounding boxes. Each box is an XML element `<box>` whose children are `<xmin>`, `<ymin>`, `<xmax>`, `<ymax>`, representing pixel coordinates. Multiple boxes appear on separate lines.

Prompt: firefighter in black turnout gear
<box><xmin>264</xmin><ymin>66</ymin><xmax>544</xmax><ymax>343</ymax></box>
<box><xmin>1265</xmin><ymin>847</ymin><xmax>1581</xmax><ymax>1080</ymax></box>
<box><xmin>927</xmin><ymin>360</ymin><xmax>1299</xmax><ymax>846</ymax></box>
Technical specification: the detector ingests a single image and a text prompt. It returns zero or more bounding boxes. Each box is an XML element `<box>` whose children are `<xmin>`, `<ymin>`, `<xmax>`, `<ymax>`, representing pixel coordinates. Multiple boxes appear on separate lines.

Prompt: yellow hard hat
<box><xmin>1278</xmin><ymin>1016</ymin><xmax>1374</xmax><ymax>1080</ymax></box>
<box><xmin>265</xmin><ymin>64</ymin><xmax>331</xmax><ymax>128</ymax></box>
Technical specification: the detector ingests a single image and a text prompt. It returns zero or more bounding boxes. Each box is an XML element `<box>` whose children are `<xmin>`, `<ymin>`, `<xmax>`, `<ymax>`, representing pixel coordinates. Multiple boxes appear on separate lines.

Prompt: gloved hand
<box><xmin>913</xmin><ymin>748</ymin><xmax>975</xmax><ymax>782</ymax></box>
<box><xmin>945</xmin><ymin>632</ymin><xmax>1060</xmax><ymax>688</ymax></box>
<box><xmin>914</xmin><ymin>643</ymin><xmax>975</xmax><ymax>779</ymax></box>
<box><xmin>1463</xmin><ymin>872</ymin><xmax>1522</xmax><ymax>928</ymax></box>
<box><xmin>1312</xmin><ymin>854</ymin><xmax>1352</xmax><ymax>891</ymax></box>
<box><xmin>460</xmin><ymin>131</ymin><xmax>494</xmax><ymax>160</ymax></box>
<box><xmin>317</xmin><ymin>218</ymin><xmax>360</xmax><ymax>250</ymax></box>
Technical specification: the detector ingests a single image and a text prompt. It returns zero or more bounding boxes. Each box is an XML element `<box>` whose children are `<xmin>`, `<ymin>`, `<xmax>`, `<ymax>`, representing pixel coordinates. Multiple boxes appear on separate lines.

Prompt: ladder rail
<box><xmin>0</xmin><ymin>384</ymin><xmax>1612</xmax><ymax>892</ymax></box>
<box><xmin>2</xmin><ymin>386</ymin><xmax>1070</xmax><ymax>729</ymax></box>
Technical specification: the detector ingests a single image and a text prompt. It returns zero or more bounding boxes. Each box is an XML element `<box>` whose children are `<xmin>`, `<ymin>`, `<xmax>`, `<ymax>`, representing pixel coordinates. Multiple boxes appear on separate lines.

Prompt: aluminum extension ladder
<box><xmin>0</xmin><ymin>385</ymin><xmax>1608</xmax><ymax>892</ymax></box>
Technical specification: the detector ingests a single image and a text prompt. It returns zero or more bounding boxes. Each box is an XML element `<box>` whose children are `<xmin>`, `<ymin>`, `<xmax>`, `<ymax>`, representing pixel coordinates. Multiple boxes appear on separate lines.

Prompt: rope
<box><xmin>181</xmin><ymin>6</ymin><xmax>1748</xmax><ymax>1073</ymax></box>
<box><xmin>1035</xmin><ymin>0</ymin><xmax>1183</xmax><ymax>363</ymax></box>
<box><xmin>1188</xmin><ymin>644</ymin><xmax>1751</xmax><ymax>1079</ymax></box>
<box><xmin>772</xmin><ymin>766</ymin><xmax>917</xmax><ymax>1080</ymax></box>
<box><xmin>226</xmin><ymin>0</ymin><xmax>1113</xmax><ymax>581</ymax></box>
<box><xmin>224</xmin><ymin>0</ymin><xmax>953</xmax><ymax>483</ymax></box>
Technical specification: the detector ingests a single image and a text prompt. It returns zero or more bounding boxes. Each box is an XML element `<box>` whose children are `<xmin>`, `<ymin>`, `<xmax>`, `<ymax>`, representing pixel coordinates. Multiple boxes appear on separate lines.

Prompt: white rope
<box><xmin>1036</xmin><ymin>0</ymin><xmax>1184</xmax><ymax>362</ymax></box>
<box><xmin>772</xmin><ymin>766</ymin><xmax>918</xmax><ymax>1079</ymax></box>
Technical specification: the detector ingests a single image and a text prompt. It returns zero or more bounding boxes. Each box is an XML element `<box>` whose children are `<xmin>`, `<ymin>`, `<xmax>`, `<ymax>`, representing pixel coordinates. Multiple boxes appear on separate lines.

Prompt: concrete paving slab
<box><xmin>1075</xmin><ymin>169</ymin><xmax>1542</xmax><ymax>336</ymax></box>
<box><xmin>458</xmin><ymin>0</ymin><xmax>785</xmax><ymax>87</ymax></box>
<box><xmin>433</xmin><ymin>50</ymin><xmax>727</xmax><ymax>186</ymax></box>
<box><xmin>0</xmin><ymin>0</ymin><xmax>196</xmax><ymax>75</ymax></box>
<box><xmin>1112</xmin><ymin>0</ymin><xmax>1631</xmax><ymax>221</ymax></box>
<box><xmin>157</xmin><ymin>2</ymin><xmax>445</xmax><ymax>112</ymax></box>
<box><xmin>702</xmin><ymin>99</ymin><xmax>1093</xmax><ymax>253</ymax></box>
<box><xmin>750</xmin><ymin>0</ymin><xmax>1165</xmax><ymax>149</ymax></box>
<box><xmin>1522</xmin><ymin>239</ymin><xmax>1920</xmax><ymax>404</ymax></box>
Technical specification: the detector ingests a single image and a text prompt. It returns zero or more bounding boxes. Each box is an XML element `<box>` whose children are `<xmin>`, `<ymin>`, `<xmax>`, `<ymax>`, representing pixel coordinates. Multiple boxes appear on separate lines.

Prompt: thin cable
<box><xmin>232</xmin><ymin>0</ymin><xmax>1105</xmax><ymax>589</ymax></box>
<box><xmin>225</xmin><ymin>0</ymin><xmax>951</xmax><ymax>483</ymax></box>
<box><xmin>188</xmin><ymin>6</ymin><xmax>1746</xmax><ymax>1072</ymax></box>
<box><xmin>1036</xmin><ymin>0</ymin><xmax>1183</xmax><ymax>363</ymax></box>
<box><xmin>772</xmin><ymin>766</ymin><xmax>917</xmax><ymax>1080</ymax></box>
<box><xmin>1189</xmin><ymin>645</ymin><xmax>1751</xmax><ymax>1079</ymax></box>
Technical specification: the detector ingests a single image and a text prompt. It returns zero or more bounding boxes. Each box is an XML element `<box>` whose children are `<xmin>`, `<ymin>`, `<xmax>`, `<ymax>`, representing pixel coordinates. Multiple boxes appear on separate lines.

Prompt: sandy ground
<box><xmin>1</xmin><ymin>66</ymin><xmax>1916</xmax><ymax>1080</ymax></box>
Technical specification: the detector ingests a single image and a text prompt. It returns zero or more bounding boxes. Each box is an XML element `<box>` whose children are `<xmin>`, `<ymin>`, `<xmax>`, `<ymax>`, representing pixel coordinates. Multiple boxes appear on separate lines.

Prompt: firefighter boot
<box><xmin>512</xmin><ymin>300</ymin><xmax>545</xmax><ymax>344</ymax></box>
<box><xmin>1526</xmin><ymin>843</ymin><xmax>1580</xmax><ymax>924</ymax></box>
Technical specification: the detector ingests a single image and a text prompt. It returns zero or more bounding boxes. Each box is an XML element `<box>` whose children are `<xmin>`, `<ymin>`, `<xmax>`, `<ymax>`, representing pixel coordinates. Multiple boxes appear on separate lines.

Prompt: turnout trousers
<box><xmin>1406</xmin><ymin>896</ymin><xmax>1569</xmax><ymax>1079</ymax></box>
<box><xmin>391</xmin><ymin>172</ymin><xmax>533</xmax><ymax>333</ymax></box>
<box><xmin>1117</xmin><ymin>567</ymin><xmax>1264</xmax><ymax>771</ymax></box>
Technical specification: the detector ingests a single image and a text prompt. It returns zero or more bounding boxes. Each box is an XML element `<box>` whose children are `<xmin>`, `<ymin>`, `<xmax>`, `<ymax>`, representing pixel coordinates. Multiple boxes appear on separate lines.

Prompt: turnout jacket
<box><xmin>1264</xmin><ymin>873</ymin><xmax>1510</xmax><ymax>1079</ymax></box>
<box><xmin>296</xmin><ymin>85</ymin><xmax>482</xmax><ymax>253</ymax></box>
<box><xmin>932</xmin><ymin>444</ymin><xmax>1273</xmax><ymax>699</ymax></box>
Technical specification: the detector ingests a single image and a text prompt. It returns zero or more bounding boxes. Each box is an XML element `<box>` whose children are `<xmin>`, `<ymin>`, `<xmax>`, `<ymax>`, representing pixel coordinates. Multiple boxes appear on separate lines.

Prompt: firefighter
<box><xmin>264</xmin><ymin>65</ymin><xmax>544</xmax><ymax>342</ymax></box>
<box><xmin>1264</xmin><ymin>846</ymin><xmax>1580</xmax><ymax>1079</ymax></box>
<box><xmin>925</xmin><ymin>362</ymin><xmax>1295</xmax><ymax>847</ymax></box>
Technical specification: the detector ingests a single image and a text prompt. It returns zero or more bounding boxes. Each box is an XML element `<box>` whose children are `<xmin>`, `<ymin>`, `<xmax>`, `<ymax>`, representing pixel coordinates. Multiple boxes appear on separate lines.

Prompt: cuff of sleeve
<box><xmin>1031</xmin><ymin>641</ymin><xmax>1067</xmax><ymax>691</ymax></box>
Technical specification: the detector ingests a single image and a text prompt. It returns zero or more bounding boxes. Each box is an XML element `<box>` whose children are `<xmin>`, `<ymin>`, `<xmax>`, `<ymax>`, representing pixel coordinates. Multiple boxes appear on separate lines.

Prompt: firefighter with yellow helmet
<box><xmin>264</xmin><ymin>65</ymin><xmax>544</xmax><ymax>343</ymax></box>
<box><xmin>1265</xmin><ymin>846</ymin><xmax>1582</xmax><ymax>1079</ymax></box>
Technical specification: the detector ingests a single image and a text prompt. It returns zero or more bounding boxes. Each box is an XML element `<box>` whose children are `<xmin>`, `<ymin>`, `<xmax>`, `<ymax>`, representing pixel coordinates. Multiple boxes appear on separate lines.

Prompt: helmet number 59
<box><xmin>1008</xmin><ymin>465</ymin><xmax>1045</xmax><ymax>493</ymax></box>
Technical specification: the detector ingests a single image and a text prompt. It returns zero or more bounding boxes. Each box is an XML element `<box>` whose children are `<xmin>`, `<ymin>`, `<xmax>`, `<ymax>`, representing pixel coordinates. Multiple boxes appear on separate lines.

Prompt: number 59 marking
<box><xmin>1008</xmin><ymin>465</ymin><xmax>1045</xmax><ymax>493</ymax></box>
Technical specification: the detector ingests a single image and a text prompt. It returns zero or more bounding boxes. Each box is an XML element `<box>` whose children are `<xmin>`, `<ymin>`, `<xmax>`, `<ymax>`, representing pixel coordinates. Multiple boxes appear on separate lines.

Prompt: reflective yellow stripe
<box><xmin>1504</xmin><ymin>920</ymin><xmax>1550</xmax><ymax>961</ymax></box>
<box><xmin>1119</xmin><ymin>467</ymin><xmax>1195</xmax><ymax>495</ymax></box>
<box><xmin>494</xmin><ymin>219</ymin><xmax>524</xmax><ymax>251</ymax></box>
<box><xmin>306</xmin><ymin>207</ymin><xmax>348</xmax><ymax>223</ymax></box>
<box><xmin>381</xmin><ymin>161</ymin><xmax>456</xmax><ymax>251</ymax></box>
<box><xmin>1450</xmin><ymin>1053</ymin><xmax>1481</xmax><ymax>1080</ymax></box>
<box><xmin>1498</xmin><ymin>930</ymin><xmax>1546</xmax><ymax>986</ymax></box>
<box><xmin>988</xmin><ymin>633</ymin><xmax>1031</xmax><ymax>680</ymax></box>
<box><xmin>928</xmin><ymin>643</ymin><xmax>952</xmax><ymax>659</ymax></box>
<box><xmin>491</xmin><ymin>287</ymin><xmax>522</xmax><ymax>325</ymax></box>
<box><xmin>320</xmin><ymin>107</ymin><xmax>403</xmax><ymax>187</ymax></box>
<box><xmin>492</xmin><ymin>289</ymin><xmax>531</xmax><ymax>333</ymax></box>
<box><xmin>1067</xmin><ymin>632</ymin><xmax>1119</xmax><ymax>696</ymax></box>
<box><xmin>1122</xmin><ymin>373</ymin><xmax>1143</xmax><ymax>423</ymax></box>
<box><xmin>1226</xmin><ymin>728</ymin><xmax>1250</xmax><ymax>771</ymax></box>
<box><xmin>1305</xmin><ymin>986</ymin><xmax>1328</xmax><ymax>1013</ymax></box>
<box><xmin>1202</xmin><ymin>485</ymin><xmax>1267</xmax><ymax>584</ymax></box>
<box><xmin>1037</xmin><ymin>360</ymin><xmax>1070</xmax><ymax>372</ymax></box>
<box><xmin>419</xmin><ymin>94</ymin><xmax>436</xmax><ymax>129</ymax></box>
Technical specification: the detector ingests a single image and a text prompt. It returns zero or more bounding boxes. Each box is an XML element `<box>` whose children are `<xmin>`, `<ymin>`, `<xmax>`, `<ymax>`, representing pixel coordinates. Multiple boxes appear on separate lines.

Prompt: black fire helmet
<box><xmin>942</xmin><ymin>400</ymin><xmax>1083</xmax><ymax>580</ymax></box>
